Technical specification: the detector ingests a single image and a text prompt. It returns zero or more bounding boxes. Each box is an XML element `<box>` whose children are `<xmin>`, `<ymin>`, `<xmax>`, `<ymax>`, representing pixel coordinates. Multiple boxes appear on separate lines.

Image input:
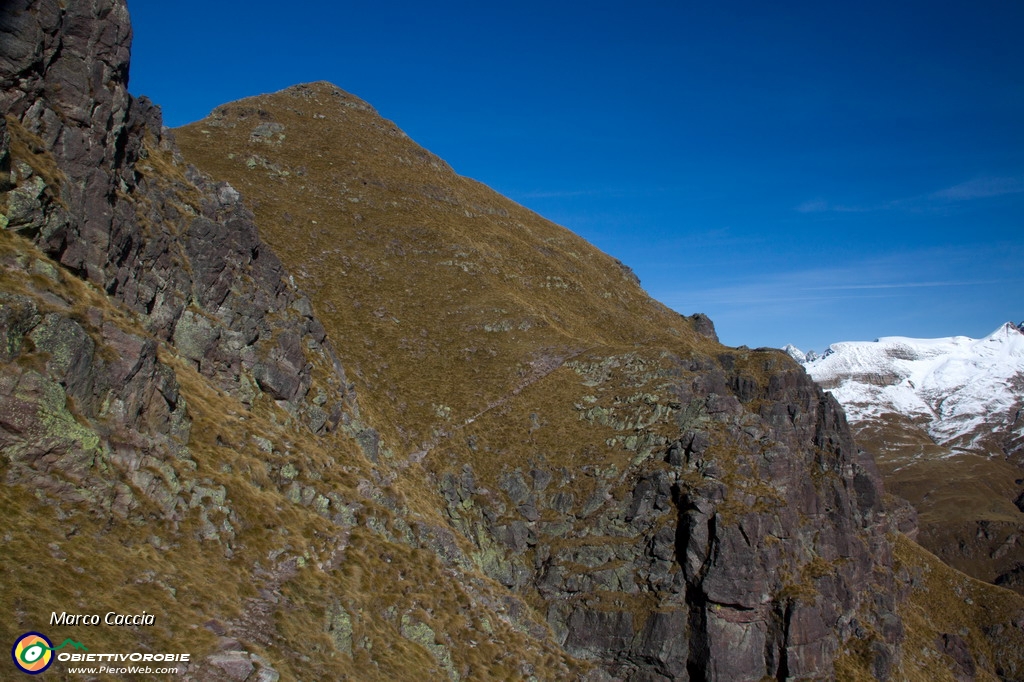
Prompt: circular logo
<box><xmin>11</xmin><ymin>632</ymin><xmax>53</xmax><ymax>675</ymax></box>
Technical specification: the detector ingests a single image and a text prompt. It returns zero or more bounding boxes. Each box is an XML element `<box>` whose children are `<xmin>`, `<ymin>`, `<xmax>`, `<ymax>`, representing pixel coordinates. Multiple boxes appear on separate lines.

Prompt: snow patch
<box><xmin>787</xmin><ymin>323</ymin><xmax>1024</xmax><ymax>452</ymax></box>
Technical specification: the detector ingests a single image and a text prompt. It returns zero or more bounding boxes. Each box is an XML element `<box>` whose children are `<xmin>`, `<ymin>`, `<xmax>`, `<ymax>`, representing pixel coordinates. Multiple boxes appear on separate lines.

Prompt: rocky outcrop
<box><xmin>0</xmin><ymin>285</ymin><xmax>191</xmax><ymax>515</ymax></box>
<box><xmin>440</xmin><ymin>349</ymin><xmax>903</xmax><ymax>680</ymax></box>
<box><xmin>1</xmin><ymin>3</ymin><xmax>370</xmax><ymax>677</ymax></box>
<box><xmin>1</xmin><ymin>0</ymin><xmax>352</xmax><ymax>433</ymax></box>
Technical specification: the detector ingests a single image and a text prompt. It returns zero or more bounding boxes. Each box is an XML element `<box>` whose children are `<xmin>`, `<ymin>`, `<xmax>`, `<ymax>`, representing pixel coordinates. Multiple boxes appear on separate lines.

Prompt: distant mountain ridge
<box><xmin>787</xmin><ymin>322</ymin><xmax>1024</xmax><ymax>458</ymax></box>
<box><xmin>787</xmin><ymin>323</ymin><xmax>1024</xmax><ymax>594</ymax></box>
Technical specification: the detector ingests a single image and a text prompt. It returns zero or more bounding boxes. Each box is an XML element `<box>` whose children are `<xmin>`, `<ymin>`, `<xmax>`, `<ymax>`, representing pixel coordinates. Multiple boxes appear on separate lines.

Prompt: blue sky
<box><xmin>126</xmin><ymin>0</ymin><xmax>1023</xmax><ymax>352</ymax></box>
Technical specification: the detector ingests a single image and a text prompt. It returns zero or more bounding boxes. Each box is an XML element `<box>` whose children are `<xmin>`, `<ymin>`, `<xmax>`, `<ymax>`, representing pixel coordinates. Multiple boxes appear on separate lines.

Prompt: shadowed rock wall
<box><xmin>440</xmin><ymin>350</ymin><xmax>904</xmax><ymax>680</ymax></box>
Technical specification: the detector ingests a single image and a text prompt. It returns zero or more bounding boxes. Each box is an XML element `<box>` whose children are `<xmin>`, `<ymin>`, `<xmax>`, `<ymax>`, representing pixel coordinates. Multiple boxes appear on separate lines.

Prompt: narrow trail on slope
<box><xmin>226</xmin><ymin>558</ymin><xmax>299</xmax><ymax>649</ymax></box>
<box><xmin>407</xmin><ymin>346</ymin><xmax>595</xmax><ymax>464</ymax></box>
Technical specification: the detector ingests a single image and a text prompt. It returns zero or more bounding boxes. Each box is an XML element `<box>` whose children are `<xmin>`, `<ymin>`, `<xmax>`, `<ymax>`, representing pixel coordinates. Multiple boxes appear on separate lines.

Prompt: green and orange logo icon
<box><xmin>11</xmin><ymin>632</ymin><xmax>86</xmax><ymax>674</ymax></box>
<box><xmin>11</xmin><ymin>632</ymin><xmax>54</xmax><ymax>674</ymax></box>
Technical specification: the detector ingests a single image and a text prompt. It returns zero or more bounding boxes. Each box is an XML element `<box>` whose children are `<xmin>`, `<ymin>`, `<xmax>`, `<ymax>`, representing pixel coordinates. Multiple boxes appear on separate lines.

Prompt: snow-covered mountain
<box><xmin>787</xmin><ymin>322</ymin><xmax>1024</xmax><ymax>457</ymax></box>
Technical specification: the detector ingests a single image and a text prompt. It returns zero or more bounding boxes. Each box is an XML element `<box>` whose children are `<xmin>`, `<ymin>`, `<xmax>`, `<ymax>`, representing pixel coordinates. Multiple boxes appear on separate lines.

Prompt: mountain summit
<box><xmin>173</xmin><ymin>80</ymin><xmax>717</xmax><ymax>460</ymax></box>
<box><xmin>173</xmin><ymin>81</ymin><xmax>905</xmax><ymax>679</ymax></box>
<box><xmin>793</xmin><ymin>323</ymin><xmax>1024</xmax><ymax>457</ymax></box>
<box><xmin>4</xmin><ymin>1</ymin><xmax>1024</xmax><ymax>679</ymax></box>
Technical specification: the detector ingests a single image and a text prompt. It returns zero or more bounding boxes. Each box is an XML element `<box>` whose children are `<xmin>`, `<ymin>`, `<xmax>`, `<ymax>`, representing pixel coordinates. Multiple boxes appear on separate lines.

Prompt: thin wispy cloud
<box><xmin>790</xmin><ymin>199</ymin><xmax>872</xmax><ymax>212</ymax></box>
<box><xmin>794</xmin><ymin>198</ymin><xmax>895</xmax><ymax>214</ymax></box>
<box><xmin>800</xmin><ymin>278</ymin><xmax>1009</xmax><ymax>292</ymax></box>
<box><xmin>514</xmin><ymin>185</ymin><xmax>688</xmax><ymax>201</ymax></box>
<box><xmin>796</xmin><ymin>176</ymin><xmax>1024</xmax><ymax>214</ymax></box>
<box><xmin>795</xmin><ymin>199</ymin><xmax>829</xmax><ymax>213</ymax></box>
<box><xmin>930</xmin><ymin>176</ymin><xmax>1024</xmax><ymax>201</ymax></box>
<box><xmin>674</xmin><ymin>254</ymin><xmax>1012</xmax><ymax>307</ymax></box>
<box><xmin>517</xmin><ymin>189</ymin><xmax>605</xmax><ymax>199</ymax></box>
<box><xmin>650</xmin><ymin>243</ymin><xmax>1024</xmax><ymax>349</ymax></box>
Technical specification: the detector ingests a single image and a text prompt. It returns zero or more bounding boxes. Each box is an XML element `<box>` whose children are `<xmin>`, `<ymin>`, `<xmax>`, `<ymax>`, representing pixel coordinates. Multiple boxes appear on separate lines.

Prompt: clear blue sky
<box><xmin>126</xmin><ymin>0</ymin><xmax>1023</xmax><ymax>353</ymax></box>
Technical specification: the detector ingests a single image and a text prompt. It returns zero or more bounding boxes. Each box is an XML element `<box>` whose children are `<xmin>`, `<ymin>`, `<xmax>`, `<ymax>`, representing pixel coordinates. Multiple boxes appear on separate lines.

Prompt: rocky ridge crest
<box><xmin>176</xmin><ymin>78</ymin><xmax>915</xmax><ymax>679</ymax></box>
<box><xmin>3</xmin><ymin>1</ymin><xmax>1024</xmax><ymax>680</ymax></box>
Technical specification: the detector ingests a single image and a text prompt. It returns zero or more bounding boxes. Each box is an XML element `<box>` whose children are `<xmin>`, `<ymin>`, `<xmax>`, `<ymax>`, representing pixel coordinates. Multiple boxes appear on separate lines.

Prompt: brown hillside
<box><xmin>5</xmin><ymin>2</ymin><xmax>1023</xmax><ymax>673</ymax></box>
<box><xmin>175</xmin><ymin>81</ymin><xmax>1024</xmax><ymax>680</ymax></box>
<box><xmin>175</xmin><ymin>82</ymin><xmax>891</xmax><ymax>680</ymax></box>
<box><xmin>175</xmin><ymin>82</ymin><xmax>715</xmax><ymax>460</ymax></box>
<box><xmin>853</xmin><ymin>415</ymin><xmax>1024</xmax><ymax>592</ymax></box>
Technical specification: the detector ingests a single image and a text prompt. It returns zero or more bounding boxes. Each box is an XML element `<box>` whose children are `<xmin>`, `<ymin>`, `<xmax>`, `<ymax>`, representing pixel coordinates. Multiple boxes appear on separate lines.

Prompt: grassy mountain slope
<box><xmin>175</xmin><ymin>82</ymin><xmax>1024</xmax><ymax>680</ymax></box>
<box><xmin>853</xmin><ymin>415</ymin><xmax>1024</xmax><ymax>592</ymax></box>
<box><xmin>175</xmin><ymin>82</ymin><xmax>715</xmax><ymax>461</ymax></box>
<box><xmin>4</xmin><ymin>1</ymin><xmax>1024</xmax><ymax>674</ymax></box>
<box><xmin>0</xmin><ymin>116</ymin><xmax>583</xmax><ymax>680</ymax></box>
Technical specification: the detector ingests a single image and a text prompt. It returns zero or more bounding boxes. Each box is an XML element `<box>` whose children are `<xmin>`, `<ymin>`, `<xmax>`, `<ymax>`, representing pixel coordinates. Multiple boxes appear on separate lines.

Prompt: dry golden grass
<box><xmin>174</xmin><ymin>82</ymin><xmax>716</xmax><ymax>464</ymax></box>
<box><xmin>881</xmin><ymin>453</ymin><xmax>1022</xmax><ymax>527</ymax></box>
<box><xmin>888</xmin><ymin>534</ymin><xmax>1024</xmax><ymax>681</ymax></box>
<box><xmin>853</xmin><ymin>416</ymin><xmax>1024</xmax><ymax>589</ymax></box>
<box><xmin>1</xmin><ymin>191</ymin><xmax>583</xmax><ymax>680</ymax></box>
<box><xmin>6</xmin><ymin>114</ymin><xmax>67</xmax><ymax>195</ymax></box>
<box><xmin>0</xmin><ymin>469</ymin><xmax>222</xmax><ymax>679</ymax></box>
<box><xmin>834</xmin><ymin>534</ymin><xmax>1024</xmax><ymax>681</ymax></box>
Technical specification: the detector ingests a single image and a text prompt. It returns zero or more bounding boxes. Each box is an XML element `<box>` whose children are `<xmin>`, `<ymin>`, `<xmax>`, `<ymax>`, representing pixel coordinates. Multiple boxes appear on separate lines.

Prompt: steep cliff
<box><xmin>174</xmin><ymin>81</ymin><xmax>907</xmax><ymax>680</ymax></box>
<box><xmin>3</xmin><ymin>1</ymin><xmax>1024</xmax><ymax>680</ymax></box>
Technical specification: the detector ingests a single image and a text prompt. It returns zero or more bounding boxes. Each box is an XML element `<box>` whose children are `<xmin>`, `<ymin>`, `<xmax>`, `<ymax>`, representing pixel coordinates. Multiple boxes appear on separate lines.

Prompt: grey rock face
<box><xmin>0</xmin><ymin>0</ymin><xmax>374</xmax><ymax>594</ymax></box>
<box><xmin>444</xmin><ymin>350</ymin><xmax>903</xmax><ymax>680</ymax></box>
<box><xmin>0</xmin><ymin>290</ymin><xmax>193</xmax><ymax>521</ymax></box>
<box><xmin>688</xmin><ymin>313</ymin><xmax>718</xmax><ymax>342</ymax></box>
<box><xmin>0</xmin><ymin>6</ymin><xmax>370</xmax><ymax>677</ymax></box>
<box><xmin>0</xmin><ymin>0</ymin><xmax>354</xmax><ymax>433</ymax></box>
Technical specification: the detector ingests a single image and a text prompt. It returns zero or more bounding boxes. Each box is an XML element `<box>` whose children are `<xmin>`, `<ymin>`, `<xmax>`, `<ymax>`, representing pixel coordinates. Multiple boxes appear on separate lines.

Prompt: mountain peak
<box><xmin>997</xmin><ymin>320</ymin><xmax>1024</xmax><ymax>335</ymax></box>
<box><xmin>246</xmin><ymin>81</ymin><xmax>379</xmax><ymax>115</ymax></box>
<box><xmin>794</xmin><ymin>324</ymin><xmax>1024</xmax><ymax>455</ymax></box>
<box><xmin>782</xmin><ymin>343</ymin><xmax>805</xmax><ymax>362</ymax></box>
<box><xmin>169</xmin><ymin>81</ymin><xmax>912</xmax><ymax>678</ymax></box>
